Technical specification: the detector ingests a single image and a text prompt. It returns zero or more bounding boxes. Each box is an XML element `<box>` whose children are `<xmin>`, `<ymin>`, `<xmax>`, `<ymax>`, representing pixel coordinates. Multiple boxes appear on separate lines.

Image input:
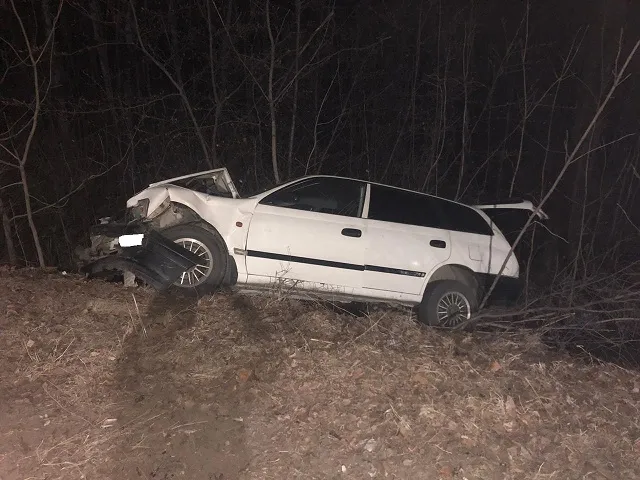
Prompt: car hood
<box><xmin>125</xmin><ymin>167</ymin><xmax>247</xmax><ymax>218</ymax></box>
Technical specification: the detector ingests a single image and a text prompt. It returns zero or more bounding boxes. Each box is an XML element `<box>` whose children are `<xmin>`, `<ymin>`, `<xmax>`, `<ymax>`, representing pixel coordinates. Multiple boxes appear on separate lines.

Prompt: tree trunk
<box><xmin>566</xmin><ymin>0</ymin><xmax>628</xmax><ymax>247</ymax></box>
<box><xmin>0</xmin><ymin>197</ymin><xmax>18</xmax><ymax>266</ymax></box>
<box><xmin>266</xmin><ymin>0</ymin><xmax>280</xmax><ymax>183</ymax></box>
<box><xmin>19</xmin><ymin>164</ymin><xmax>45</xmax><ymax>267</ymax></box>
<box><xmin>129</xmin><ymin>0</ymin><xmax>212</xmax><ymax>168</ymax></box>
<box><xmin>10</xmin><ymin>0</ymin><xmax>55</xmax><ymax>268</ymax></box>
<box><xmin>509</xmin><ymin>2</ymin><xmax>530</xmax><ymax>197</ymax></box>
<box><xmin>286</xmin><ymin>0</ymin><xmax>301</xmax><ymax>180</ymax></box>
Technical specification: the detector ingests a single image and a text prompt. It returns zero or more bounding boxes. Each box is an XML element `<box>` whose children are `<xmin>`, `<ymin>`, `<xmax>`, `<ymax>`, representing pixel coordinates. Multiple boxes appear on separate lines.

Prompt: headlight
<box><xmin>128</xmin><ymin>198</ymin><xmax>149</xmax><ymax>220</ymax></box>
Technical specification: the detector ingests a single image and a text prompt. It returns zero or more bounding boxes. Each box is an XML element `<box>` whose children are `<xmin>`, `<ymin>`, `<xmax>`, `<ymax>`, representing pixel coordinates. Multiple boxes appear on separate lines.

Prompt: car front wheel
<box><xmin>418</xmin><ymin>280</ymin><xmax>478</xmax><ymax>328</ymax></box>
<box><xmin>160</xmin><ymin>223</ymin><xmax>228</xmax><ymax>295</ymax></box>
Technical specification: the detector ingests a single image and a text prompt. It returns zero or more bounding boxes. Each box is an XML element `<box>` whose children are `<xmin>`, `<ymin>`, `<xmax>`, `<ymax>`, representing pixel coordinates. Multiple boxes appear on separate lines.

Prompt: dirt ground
<box><xmin>1</xmin><ymin>268</ymin><xmax>639</xmax><ymax>480</ymax></box>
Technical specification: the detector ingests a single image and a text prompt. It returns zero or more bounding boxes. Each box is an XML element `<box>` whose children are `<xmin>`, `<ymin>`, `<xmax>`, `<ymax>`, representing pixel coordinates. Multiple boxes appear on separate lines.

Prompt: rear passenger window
<box><xmin>367</xmin><ymin>184</ymin><xmax>492</xmax><ymax>235</ymax></box>
<box><xmin>367</xmin><ymin>185</ymin><xmax>440</xmax><ymax>228</ymax></box>
<box><xmin>437</xmin><ymin>200</ymin><xmax>494</xmax><ymax>235</ymax></box>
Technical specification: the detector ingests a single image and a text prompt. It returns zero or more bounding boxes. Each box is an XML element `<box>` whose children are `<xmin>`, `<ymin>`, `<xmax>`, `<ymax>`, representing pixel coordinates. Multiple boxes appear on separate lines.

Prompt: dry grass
<box><xmin>1</xmin><ymin>267</ymin><xmax>639</xmax><ymax>480</ymax></box>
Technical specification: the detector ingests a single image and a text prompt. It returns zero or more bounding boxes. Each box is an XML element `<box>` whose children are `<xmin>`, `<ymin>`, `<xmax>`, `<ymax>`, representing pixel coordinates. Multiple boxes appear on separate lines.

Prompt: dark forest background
<box><xmin>1</xmin><ymin>0</ymin><xmax>639</xmax><ymax>330</ymax></box>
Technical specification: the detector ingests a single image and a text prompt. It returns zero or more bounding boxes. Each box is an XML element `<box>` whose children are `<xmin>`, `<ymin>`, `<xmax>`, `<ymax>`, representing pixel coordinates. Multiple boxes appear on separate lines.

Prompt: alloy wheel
<box><xmin>436</xmin><ymin>291</ymin><xmax>471</xmax><ymax>327</ymax></box>
<box><xmin>173</xmin><ymin>237</ymin><xmax>213</xmax><ymax>287</ymax></box>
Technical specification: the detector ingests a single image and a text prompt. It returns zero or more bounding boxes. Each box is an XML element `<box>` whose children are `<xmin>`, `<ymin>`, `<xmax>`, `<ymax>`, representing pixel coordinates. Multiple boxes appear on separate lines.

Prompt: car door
<box><xmin>244</xmin><ymin>177</ymin><xmax>367</xmax><ymax>293</ymax></box>
<box><xmin>362</xmin><ymin>184</ymin><xmax>452</xmax><ymax>298</ymax></box>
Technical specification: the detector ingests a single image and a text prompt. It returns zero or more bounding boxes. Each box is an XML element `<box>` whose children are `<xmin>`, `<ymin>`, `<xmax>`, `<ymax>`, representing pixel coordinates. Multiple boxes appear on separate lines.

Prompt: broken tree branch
<box><xmin>471</xmin><ymin>35</ymin><xmax>640</xmax><ymax>319</ymax></box>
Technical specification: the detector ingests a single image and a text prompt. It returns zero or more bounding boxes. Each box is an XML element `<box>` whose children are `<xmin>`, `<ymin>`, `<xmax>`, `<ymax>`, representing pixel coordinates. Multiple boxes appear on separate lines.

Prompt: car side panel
<box><xmin>451</xmin><ymin>223</ymin><xmax>519</xmax><ymax>278</ymax></box>
<box><xmin>244</xmin><ymin>203</ymin><xmax>366</xmax><ymax>293</ymax></box>
<box><xmin>363</xmin><ymin>220</ymin><xmax>452</xmax><ymax>297</ymax></box>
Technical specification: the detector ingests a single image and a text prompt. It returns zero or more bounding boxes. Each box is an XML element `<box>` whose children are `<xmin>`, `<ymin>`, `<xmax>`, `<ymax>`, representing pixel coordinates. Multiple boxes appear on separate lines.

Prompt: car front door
<box><xmin>244</xmin><ymin>177</ymin><xmax>367</xmax><ymax>293</ymax></box>
<box><xmin>362</xmin><ymin>184</ymin><xmax>452</xmax><ymax>298</ymax></box>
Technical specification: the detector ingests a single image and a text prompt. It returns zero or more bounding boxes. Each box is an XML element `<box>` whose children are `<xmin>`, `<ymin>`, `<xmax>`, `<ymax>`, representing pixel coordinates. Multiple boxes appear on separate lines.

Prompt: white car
<box><xmin>79</xmin><ymin>168</ymin><xmax>547</xmax><ymax>327</ymax></box>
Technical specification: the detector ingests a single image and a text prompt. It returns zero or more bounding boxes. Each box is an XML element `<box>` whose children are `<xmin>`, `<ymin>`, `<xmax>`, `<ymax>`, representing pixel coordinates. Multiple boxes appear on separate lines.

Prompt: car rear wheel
<box><xmin>160</xmin><ymin>223</ymin><xmax>228</xmax><ymax>295</ymax></box>
<box><xmin>418</xmin><ymin>280</ymin><xmax>478</xmax><ymax>327</ymax></box>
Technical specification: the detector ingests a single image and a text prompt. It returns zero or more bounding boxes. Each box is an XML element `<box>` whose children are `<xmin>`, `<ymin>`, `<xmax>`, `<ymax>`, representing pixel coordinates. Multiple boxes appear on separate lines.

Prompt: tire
<box><xmin>418</xmin><ymin>280</ymin><xmax>478</xmax><ymax>328</ymax></box>
<box><xmin>160</xmin><ymin>223</ymin><xmax>229</xmax><ymax>296</ymax></box>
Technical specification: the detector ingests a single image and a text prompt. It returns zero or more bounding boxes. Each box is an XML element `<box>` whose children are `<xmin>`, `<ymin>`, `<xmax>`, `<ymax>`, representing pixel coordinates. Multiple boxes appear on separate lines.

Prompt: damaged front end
<box><xmin>76</xmin><ymin>168</ymin><xmax>240</xmax><ymax>289</ymax></box>
<box><xmin>76</xmin><ymin>219</ymin><xmax>201</xmax><ymax>290</ymax></box>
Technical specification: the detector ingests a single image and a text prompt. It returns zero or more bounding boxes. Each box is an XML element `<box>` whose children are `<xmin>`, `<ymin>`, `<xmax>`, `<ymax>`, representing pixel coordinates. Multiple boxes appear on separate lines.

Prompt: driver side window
<box><xmin>260</xmin><ymin>177</ymin><xmax>365</xmax><ymax>218</ymax></box>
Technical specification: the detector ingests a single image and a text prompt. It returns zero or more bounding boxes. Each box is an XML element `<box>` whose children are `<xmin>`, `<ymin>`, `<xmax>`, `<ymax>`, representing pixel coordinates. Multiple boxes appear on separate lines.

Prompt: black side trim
<box><xmin>364</xmin><ymin>265</ymin><xmax>425</xmax><ymax>278</ymax></box>
<box><xmin>247</xmin><ymin>250</ymin><xmax>426</xmax><ymax>278</ymax></box>
<box><xmin>247</xmin><ymin>250</ymin><xmax>363</xmax><ymax>271</ymax></box>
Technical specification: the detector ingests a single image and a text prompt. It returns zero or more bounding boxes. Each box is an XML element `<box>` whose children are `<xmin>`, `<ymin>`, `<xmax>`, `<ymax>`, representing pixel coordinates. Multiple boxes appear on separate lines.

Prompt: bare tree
<box><xmin>475</xmin><ymin>35</ymin><xmax>640</xmax><ymax>314</ymax></box>
<box><xmin>129</xmin><ymin>0</ymin><xmax>213</xmax><ymax>168</ymax></box>
<box><xmin>0</xmin><ymin>0</ymin><xmax>64</xmax><ymax>267</ymax></box>
<box><xmin>266</xmin><ymin>0</ymin><xmax>280</xmax><ymax>183</ymax></box>
<box><xmin>286</xmin><ymin>0</ymin><xmax>302</xmax><ymax>179</ymax></box>
<box><xmin>509</xmin><ymin>0</ymin><xmax>530</xmax><ymax>197</ymax></box>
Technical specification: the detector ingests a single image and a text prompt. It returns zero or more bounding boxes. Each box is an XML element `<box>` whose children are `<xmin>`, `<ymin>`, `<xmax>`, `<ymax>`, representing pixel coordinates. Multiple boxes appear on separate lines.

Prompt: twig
<box><xmin>616</xmin><ymin>203</ymin><xmax>640</xmax><ymax>234</ymax></box>
<box><xmin>345</xmin><ymin>313</ymin><xmax>386</xmax><ymax>345</ymax></box>
<box><xmin>43</xmin><ymin>382</ymin><xmax>94</xmax><ymax>427</ymax></box>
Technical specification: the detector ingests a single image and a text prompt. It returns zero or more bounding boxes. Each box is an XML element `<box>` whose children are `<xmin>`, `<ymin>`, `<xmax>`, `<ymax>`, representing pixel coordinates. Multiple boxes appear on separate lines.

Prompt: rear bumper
<box><xmin>79</xmin><ymin>226</ymin><xmax>200</xmax><ymax>290</ymax></box>
<box><xmin>475</xmin><ymin>273</ymin><xmax>523</xmax><ymax>306</ymax></box>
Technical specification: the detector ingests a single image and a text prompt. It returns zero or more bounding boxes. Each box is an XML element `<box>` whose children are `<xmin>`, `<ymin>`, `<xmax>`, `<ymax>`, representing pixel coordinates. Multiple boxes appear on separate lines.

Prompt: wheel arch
<box><xmin>150</xmin><ymin>201</ymin><xmax>238</xmax><ymax>286</ymax></box>
<box><xmin>149</xmin><ymin>201</ymin><xmax>222</xmax><ymax>239</ymax></box>
<box><xmin>423</xmin><ymin>264</ymin><xmax>479</xmax><ymax>296</ymax></box>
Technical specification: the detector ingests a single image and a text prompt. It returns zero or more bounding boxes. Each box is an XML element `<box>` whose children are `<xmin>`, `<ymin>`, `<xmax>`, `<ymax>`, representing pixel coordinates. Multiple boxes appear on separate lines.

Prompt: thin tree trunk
<box><xmin>10</xmin><ymin>0</ymin><xmax>59</xmax><ymax>268</ymax></box>
<box><xmin>19</xmin><ymin>164</ymin><xmax>45</xmax><ymax>267</ymax></box>
<box><xmin>129</xmin><ymin>0</ymin><xmax>212</xmax><ymax>168</ymax></box>
<box><xmin>455</xmin><ymin>20</ymin><xmax>473</xmax><ymax>199</ymax></box>
<box><xmin>409</xmin><ymin>3</ymin><xmax>423</xmax><ymax>179</ymax></box>
<box><xmin>206</xmin><ymin>0</ymin><xmax>222</xmax><ymax>166</ymax></box>
<box><xmin>509</xmin><ymin>1</ymin><xmax>530</xmax><ymax>197</ymax></box>
<box><xmin>0</xmin><ymin>197</ymin><xmax>18</xmax><ymax>265</ymax></box>
<box><xmin>266</xmin><ymin>0</ymin><xmax>280</xmax><ymax>183</ymax></box>
<box><xmin>287</xmin><ymin>0</ymin><xmax>301</xmax><ymax>180</ymax></box>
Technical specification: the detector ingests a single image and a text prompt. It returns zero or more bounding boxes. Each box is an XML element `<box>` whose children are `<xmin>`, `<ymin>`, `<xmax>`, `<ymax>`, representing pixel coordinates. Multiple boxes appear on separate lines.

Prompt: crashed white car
<box><xmin>79</xmin><ymin>168</ymin><xmax>547</xmax><ymax>327</ymax></box>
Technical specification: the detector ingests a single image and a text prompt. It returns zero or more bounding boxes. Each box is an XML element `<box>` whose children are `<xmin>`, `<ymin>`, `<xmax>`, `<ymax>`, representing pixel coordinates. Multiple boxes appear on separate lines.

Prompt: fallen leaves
<box><xmin>411</xmin><ymin>371</ymin><xmax>430</xmax><ymax>385</ymax></box>
<box><xmin>237</xmin><ymin>368</ymin><xmax>254</xmax><ymax>383</ymax></box>
<box><xmin>2</xmin><ymin>270</ymin><xmax>640</xmax><ymax>480</ymax></box>
<box><xmin>363</xmin><ymin>438</ymin><xmax>378</xmax><ymax>452</ymax></box>
<box><xmin>438</xmin><ymin>464</ymin><xmax>454</xmax><ymax>478</ymax></box>
<box><xmin>505</xmin><ymin>396</ymin><xmax>517</xmax><ymax>417</ymax></box>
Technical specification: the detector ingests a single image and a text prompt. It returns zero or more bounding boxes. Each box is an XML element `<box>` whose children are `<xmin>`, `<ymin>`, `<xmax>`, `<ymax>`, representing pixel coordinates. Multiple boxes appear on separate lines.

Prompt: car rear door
<box><xmin>244</xmin><ymin>177</ymin><xmax>367</xmax><ymax>293</ymax></box>
<box><xmin>362</xmin><ymin>184</ymin><xmax>452</xmax><ymax>298</ymax></box>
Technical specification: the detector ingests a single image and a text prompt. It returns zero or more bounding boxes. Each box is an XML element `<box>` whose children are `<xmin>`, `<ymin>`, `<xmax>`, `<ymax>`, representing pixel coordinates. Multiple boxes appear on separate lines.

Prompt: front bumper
<box><xmin>78</xmin><ymin>223</ymin><xmax>200</xmax><ymax>290</ymax></box>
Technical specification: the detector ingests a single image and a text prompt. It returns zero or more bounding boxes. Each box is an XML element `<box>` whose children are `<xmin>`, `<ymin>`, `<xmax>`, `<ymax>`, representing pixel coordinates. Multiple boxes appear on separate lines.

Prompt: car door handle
<box><xmin>430</xmin><ymin>239</ymin><xmax>446</xmax><ymax>248</ymax></box>
<box><xmin>341</xmin><ymin>228</ymin><xmax>362</xmax><ymax>238</ymax></box>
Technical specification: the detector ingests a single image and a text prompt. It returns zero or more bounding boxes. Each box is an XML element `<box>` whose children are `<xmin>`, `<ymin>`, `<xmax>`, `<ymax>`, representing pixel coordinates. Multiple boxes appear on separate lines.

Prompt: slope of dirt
<box><xmin>1</xmin><ymin>267</ymin><xmax>639</xmax><ymax>480</ymax></box>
